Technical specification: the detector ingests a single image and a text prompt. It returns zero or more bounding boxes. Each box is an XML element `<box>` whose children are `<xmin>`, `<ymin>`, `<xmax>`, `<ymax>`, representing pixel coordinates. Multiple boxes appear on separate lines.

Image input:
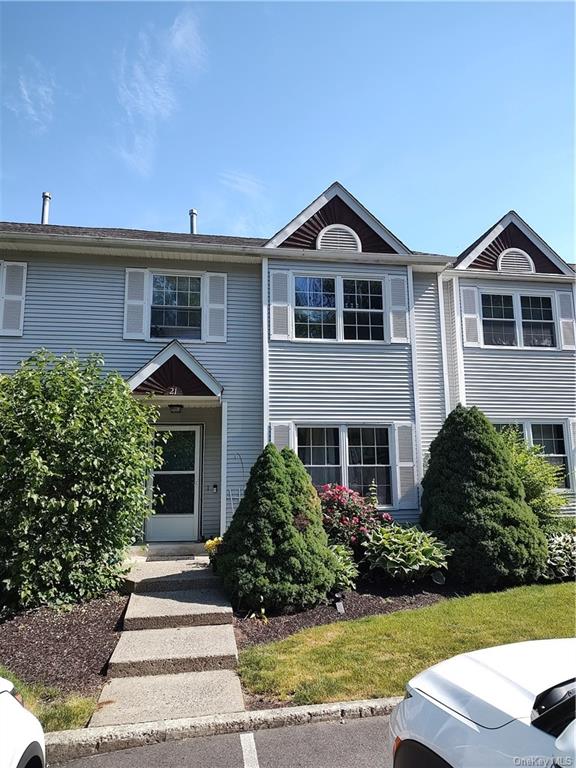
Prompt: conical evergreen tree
<box><xmin>217</xmin><ymin>443</ymin><xmax>335</xmax><ymax>611</ymax></box>
<box><xmin>421</xmin><ymin>405</ymin><xmax>547</xmax><ymax>589</ymax></box>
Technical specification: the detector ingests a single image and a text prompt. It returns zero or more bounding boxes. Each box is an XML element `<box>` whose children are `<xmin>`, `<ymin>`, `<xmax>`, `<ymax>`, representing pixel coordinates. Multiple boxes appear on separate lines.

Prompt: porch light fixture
<box><xmin>168</xmin><ymin>404</ymin><xmax>183</xmax><ymax>414</ymax></box>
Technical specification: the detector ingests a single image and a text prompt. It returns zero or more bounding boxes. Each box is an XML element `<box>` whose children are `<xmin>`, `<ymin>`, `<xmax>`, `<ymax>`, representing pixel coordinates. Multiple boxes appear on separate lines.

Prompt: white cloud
<box><xmin>216</xmin><ymin>171</ymin><xmax>274</xmax><ymax>237</ymax></box>
<box><xmin>6</xmin><ymin>56</ymin><xmax>55</xmax><ymax>132</ymax></box>
<box><xmin>115</xmin><ymin>10</ymin><xmax>205</xmax><ymax>176</ymax></box>
<box><xmin>218</xmin><ymin>171</ymin><xmax>267</xmax><ymax>201</ymax></box>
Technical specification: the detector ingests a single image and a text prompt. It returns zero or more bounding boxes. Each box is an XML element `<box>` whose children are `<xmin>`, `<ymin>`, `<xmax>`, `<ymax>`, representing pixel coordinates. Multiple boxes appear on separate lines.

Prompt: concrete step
<box><xmin>124</xmin><ymin>588</ymin><xmax>233</xmax><ymax>631</ymax></box>
<box><xmin>89</xmin><ymin>670</ymin><xmax>245</xmax><ymax>727</ymax></box>
<box><xmin>124</xmin><ymin>559</ymin><xmax>218</xmax><ymax>594</ymax></box>
<box><xmin>107</xmin><ymin>624</ymin><xmax>238</xmax><ymax>677</ymax></box>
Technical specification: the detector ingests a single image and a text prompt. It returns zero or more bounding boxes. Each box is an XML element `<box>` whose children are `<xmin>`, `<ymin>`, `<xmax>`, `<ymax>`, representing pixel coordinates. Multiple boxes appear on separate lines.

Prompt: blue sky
<box><xmin>1</xmin><ymin>2</ymin><xmax>574</xmax><ymax>259</ymax></box>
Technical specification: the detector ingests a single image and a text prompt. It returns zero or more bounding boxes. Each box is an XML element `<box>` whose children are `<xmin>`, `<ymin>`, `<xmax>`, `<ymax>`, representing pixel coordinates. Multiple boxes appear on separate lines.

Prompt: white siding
<box><xmin>413</xmin><ymin>273</ymin><xmax>446</xmax><ymax>465</ymax></box>
<box><xmin>0</xmin><ymin>254</ymin><xmax>263</xmax><ymax>528</ymax></box>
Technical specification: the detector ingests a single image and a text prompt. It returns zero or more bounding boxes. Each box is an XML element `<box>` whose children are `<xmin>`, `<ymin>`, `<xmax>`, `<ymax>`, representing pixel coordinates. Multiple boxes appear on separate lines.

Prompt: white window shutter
<box><xmin>388</xmin><ymin>275</ymin><xmax>409</xmax><ymax>343</ymax></box>
<box><xmin>0</xmin><ymin>262</ymin><xmax>27</xmax><ymax>336</ymax></box>
<box><xmin>395</xmin><ymin>423</ymin><xmax>418</xmax><ymax>509</ymax></box>
<box><xmin>270</xmin><ymin>271</ymin><xmax>291</xmax><ymax>340</ymax></box>
<box><xmin>123</xmin><ymin>269</ymin><xmax>148</xmax><ymax>339</ymax></box>
<box><xmin>461</xmin><ymin>286</ymin><xmax>481</xmax><ymax>346</ymax></box>
<box><xmin>205</xmin><ymin>273</ymin><xmax>227</xmax><ymax>342</ymax></box>
<box><xmin>270</xmin><ymin>422</ymin><xmax>294</xmax><ymax>450</ymax></box>
<box><xmin>557</xmin><ymin>292</ymin><xmax>576</xmax><ymax>350</ymax></box>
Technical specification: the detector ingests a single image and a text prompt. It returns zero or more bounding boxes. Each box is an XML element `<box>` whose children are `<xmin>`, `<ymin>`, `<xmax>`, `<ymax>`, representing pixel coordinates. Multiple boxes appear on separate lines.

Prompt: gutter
<box><xmin>0</xmin><ymin>232</ymin><xmax>455</xmax><ymax>270</ymax></box>
<box><xmin>445</xmin><ymin>268</ymin><xmax>576</xmax><ymax>284</ymax></box>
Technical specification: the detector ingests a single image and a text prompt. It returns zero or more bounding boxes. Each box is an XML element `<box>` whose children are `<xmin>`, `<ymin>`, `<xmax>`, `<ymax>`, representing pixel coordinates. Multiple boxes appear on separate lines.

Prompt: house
<box><xmin>0</xmin><ymin>182</ymin><xmax>574</xmax><ymax>542</ymax></box>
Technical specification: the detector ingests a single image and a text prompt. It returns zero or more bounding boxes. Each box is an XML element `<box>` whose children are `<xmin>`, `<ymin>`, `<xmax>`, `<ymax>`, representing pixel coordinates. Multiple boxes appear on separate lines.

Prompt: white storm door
<box><xmin>146</xmin><ymin>426</ymin><xmax>201</xmax><ymax>542</ymax></box>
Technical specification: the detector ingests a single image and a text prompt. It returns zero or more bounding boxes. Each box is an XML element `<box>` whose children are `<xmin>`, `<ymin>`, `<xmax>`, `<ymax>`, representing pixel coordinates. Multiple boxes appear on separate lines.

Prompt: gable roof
<box><xmin>264</xmin><ymin>182</ymin><xmax>411</xmax><ymax>254</ymax></box>
<box><xmin>456</xmin><ymin>211</ymin><xmax>572</xmax><ymax>276</ymax></box>
<box><xmin>128</xmin><ymin>340</ymin><xmax>223</xmax><ymax>398</ymax></box>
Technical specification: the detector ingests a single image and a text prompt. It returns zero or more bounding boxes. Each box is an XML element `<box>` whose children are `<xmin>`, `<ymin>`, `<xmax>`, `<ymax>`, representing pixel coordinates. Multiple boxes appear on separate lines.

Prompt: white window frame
<box><xmin>294</xmin><ymin>421</ymin><xmax>397</xmax><ymax>509</ymax></box>
<box><xmin>290</xmin><ymin>270</ymin><xmax>407</xmax><ymax>345</ymax></box>
<box><xmin>477</xmin><ymin>287</ymin><xmax>561</xmax><ymax>351</ymax></box>
<box><xmin>493</xmin><ymin>418</ymin><xmax>573</xmax><ymax>490</ymax></box>
<box><xmin>146</xmin><ymin>269</ymin><xmax>215</xmax><ymax>344</ymax></box>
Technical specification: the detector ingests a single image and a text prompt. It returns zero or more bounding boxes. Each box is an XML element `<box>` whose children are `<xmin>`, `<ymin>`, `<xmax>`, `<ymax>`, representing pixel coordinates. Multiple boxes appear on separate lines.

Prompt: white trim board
<box><xmin>127</xmin><ymin>339</ymin><xmax>223</xmax><ymax>397</ymax></box>
<box><xmin>456</xmin><ymin>211</ymin><xmax>573</xmax><ymax>276</ymax></box>
<box><xmin>264</xmin><ymin>181</ymin><xmax>411</xmax><ymax>254</ymax></box>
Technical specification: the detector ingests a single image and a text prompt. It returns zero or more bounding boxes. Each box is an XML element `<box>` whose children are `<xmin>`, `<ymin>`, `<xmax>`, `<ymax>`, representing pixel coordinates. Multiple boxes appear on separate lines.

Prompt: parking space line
<box><xmin>240</xmin><ymin>732</ymin><xmax>260</xmax><ymax>768</ymax></box>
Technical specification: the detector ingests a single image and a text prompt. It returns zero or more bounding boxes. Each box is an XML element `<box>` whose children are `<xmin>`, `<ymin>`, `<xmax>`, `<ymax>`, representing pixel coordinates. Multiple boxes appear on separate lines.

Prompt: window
<box><xmin>150</xmin><ymin>274</ymin><xmax>201</xmax><ymax>339</ymax></box>
<box><xmin>531</xmin><ymin>423</ymin><xmax>569</xmax><ymax>489</ymax></box>
<box><xmin>294</xmin><ymin>277</ymin><xmax>336</xmax><ymax>340</ymax></box>
<box><xmin>481</xmin><ymin>294</ymin><xmax>516</xmax><ymax>346</ymax></box>
<box><xmin>297</xmin><ymin>427</ymin><xmax>340</xmax><ymax>487</ymax></box>
<box><xmin>343</xmin><ymin>279</ymin><xmax>385</xmax><ymax>341</ymax></box>
<box><xmin>479</xmin><ymin>292</ymin><xmax>559</xmax><ymax>348</ymax></box>
<box><xmin>521</xmin><ymin>296</ymin><xmax>556</xmax><ymax>348</ymax></box>
<box><xmin>347</xmin><ymin>427</ymin><xmax>392</xmax><ymax>505</ymax></box>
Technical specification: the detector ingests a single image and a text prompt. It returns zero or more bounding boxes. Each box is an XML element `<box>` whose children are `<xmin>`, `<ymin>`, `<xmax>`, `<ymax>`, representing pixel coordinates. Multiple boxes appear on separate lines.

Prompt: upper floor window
<box><xmin>270</xmin><ymin>269</ymin><xmax>409</xmax><ymax>344</ymax></box>
<box><xmin>294</xmin><ymin>277</ymin><xmax>336</xmax><ymax>339</ymax></box>
<box><xmin>462</xmin><ymin>286</ymin><xmax>575</xmax><ymax>350</ymax></box>
<box><xmin>151</xmin><ymin>275</ymin><xmax>202</xmax><ymax>339</ymax></box>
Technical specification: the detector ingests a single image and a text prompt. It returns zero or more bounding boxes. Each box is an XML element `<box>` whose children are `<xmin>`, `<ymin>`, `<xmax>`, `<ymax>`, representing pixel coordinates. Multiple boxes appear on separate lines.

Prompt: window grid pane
<box><xmin>531</xmin><ymin>423</ymin><xmax>569</xmax><ymax>489</ymax></box>
<box><xmin>294</xmin><ymin>277</ymin><xmax>337</xmax><ymax>340</ymax></box>
<box><xmin>347</xmin><ymin>426</ymin><xmax>391</xmax><ymax>505</ymax></box>
<box><xmin>342</xmin><ymin>279</ymin><xmax>385</xmax><ymax>341</ymax></box>
<box><xmin>151</xmin><ymin>274</ymin><xmax>202</xmax><ymax>339</ymax></box>
<box><xmin>297</xmin><ymin>427</ymin><xmax>341</xmax><ymax>491</ymax></box>
<box><xmin>481</xmin><ymin>294</ymin><xmax>516</xmax><ymax>346</ymax></box>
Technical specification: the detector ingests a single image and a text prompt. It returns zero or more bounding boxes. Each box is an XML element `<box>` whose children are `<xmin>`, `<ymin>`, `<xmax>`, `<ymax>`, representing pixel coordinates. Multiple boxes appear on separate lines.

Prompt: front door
<box><xmin>146</xmin><ymin>426</ymin><xmax>201</xmax><ymax>542</ymax></box>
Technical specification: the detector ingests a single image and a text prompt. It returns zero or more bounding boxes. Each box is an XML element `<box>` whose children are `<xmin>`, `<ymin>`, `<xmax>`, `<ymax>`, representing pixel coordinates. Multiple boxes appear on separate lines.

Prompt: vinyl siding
<box><xmin>0</xmin><ymin>254</ymin><xmax>263</xmax><ymax>529</ymax></box>
<box><xmin>268</xmin><ymin>261</ymin><xmax>418</xmax><ymax>522</ymax></box>
<box><xmin>413</xmin><ymin>272</ymin><xmax>446</xmax><ymax>466</ymax></box>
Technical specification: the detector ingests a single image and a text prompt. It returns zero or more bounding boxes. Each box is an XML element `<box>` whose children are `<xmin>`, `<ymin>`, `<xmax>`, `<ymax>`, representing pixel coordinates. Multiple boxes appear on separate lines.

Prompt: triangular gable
<box><xmin>128</xmin><ymin>340</ymin><xmax>222</xmax><ymax>397</ymax></box>
<box><xmin>456</xmin><ymin>211</ymin><xmax>572</xmax><ymax>275</ymax></box>
<box><xmin>265</xmin><ymin>182</ymin><xmax>411</xmax><ymax>254</ymax></box>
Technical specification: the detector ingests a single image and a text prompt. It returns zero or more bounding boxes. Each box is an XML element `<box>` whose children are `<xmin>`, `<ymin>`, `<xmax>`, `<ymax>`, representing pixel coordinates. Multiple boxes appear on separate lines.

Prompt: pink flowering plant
<box><xmin>319</xmin><ymin>483</ymin><xmax>392</xmax><ymax>557</ymax></box>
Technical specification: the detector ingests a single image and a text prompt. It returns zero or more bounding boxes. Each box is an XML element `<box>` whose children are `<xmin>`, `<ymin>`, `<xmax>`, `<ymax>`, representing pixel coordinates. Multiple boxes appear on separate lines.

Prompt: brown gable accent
<box><xmin>133</xmin><ymin>355</ymin><xmax>215</xmax><ymax>396</ymax></box>
<box><xmin>279</xmin><ymin>196</ymin><xmax>399</xmax><ymax>253</ymax></box>
<box><xmin>469</xmin><ymin>222</ymin><xmax>563</xmax><ymax>274</ymax></box>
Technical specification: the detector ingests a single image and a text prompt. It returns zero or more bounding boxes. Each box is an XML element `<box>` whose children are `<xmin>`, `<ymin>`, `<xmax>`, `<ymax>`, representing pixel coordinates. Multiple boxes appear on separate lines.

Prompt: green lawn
<box><xmin>0</xmin><ymin>666</ymin><xmax>96</xmax><ymax>731</ymax></box>
<box><xmin>239</xmin><ymin>582</ymin><xmax>575</xmax><ymax>706</ymax></box>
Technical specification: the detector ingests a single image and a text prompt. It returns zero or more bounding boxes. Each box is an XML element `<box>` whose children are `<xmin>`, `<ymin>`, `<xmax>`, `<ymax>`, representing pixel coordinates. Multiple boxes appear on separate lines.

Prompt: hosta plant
<box><xmin>543</xmin><ymin>532</ymin><xmax>576</xmax><ymax>582</ymax></box>
<box><xmin>329</xmin><ymin>544</ymin><xmax>359</xmax><ymax>592</ymax></box>
<box><xmin>363</xmin><ymin>524</ymin><xmax>452</xmax><ymax>582</ymax></box>
<box><xmin>319</xmin><ymin>484</ymin><xmax>392</xmax><ymax>556</ymax></box>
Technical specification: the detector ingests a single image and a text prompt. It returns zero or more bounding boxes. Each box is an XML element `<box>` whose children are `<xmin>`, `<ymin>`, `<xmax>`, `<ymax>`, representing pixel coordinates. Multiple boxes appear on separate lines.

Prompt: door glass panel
<box><xmin>154</xmin><ymin>474</ymin><xmax>195</xmax><ymax>515</ymax></box>
<box><xmin>160</xmin><ymin>431</ymin><xmax>196</xmax><ymax>471</ymax></box>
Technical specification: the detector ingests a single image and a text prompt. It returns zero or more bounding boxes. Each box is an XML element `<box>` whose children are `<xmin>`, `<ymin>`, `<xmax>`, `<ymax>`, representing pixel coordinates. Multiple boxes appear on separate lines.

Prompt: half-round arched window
<box><xmin>497</xmin><ymin>248</ymin><xmax>535</xmax><ymax>274</ymax></box>
<box><xmin>317</xmin><ymin>224</ymin><xmax>361</xmax><ymax>251</ymax></box>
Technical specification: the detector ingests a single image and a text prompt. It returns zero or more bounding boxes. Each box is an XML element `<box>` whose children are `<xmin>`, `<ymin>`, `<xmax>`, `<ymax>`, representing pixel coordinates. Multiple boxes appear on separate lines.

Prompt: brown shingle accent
<box><xmin>133</xmin><ymin>356</ymin><xmax>215</xmax><ymax>396</ymax></box>
<box><xmin>279</xmin><ymin>197</ymin><xmax>400</xmax><ymax>253</ymax></box>
<box><xmin>468</xmin><ymin>222</ymin><xmax>562</xmax><ymax>274</ymax></box>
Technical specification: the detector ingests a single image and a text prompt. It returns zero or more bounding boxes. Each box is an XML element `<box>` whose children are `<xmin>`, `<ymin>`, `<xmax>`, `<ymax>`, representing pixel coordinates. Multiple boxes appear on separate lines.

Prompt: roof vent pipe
<box><xmin>189</xmin><ymin>208</ymin><xmax>197</xmax><ymax>234</ymax></box>
<box><xmin>41</xmin><ymin>192</ymin><xmax>51</xmax><ymax>224</ymax></box>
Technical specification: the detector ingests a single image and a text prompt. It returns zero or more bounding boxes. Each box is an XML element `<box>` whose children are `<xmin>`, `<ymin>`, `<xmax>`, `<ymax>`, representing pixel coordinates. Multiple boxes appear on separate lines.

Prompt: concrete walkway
<box><xmin>90</xmin><ymin>548</ymin><xmax>245</xmax><ymax>727</ymax></box>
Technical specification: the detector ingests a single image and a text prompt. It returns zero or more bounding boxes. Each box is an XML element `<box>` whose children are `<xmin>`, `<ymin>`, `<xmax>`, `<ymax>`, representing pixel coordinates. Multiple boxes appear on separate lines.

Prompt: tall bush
<box><xmin>216</xmin><ymin>444</ymin><xmax>336</xmax><ymax>612</ymax></box>
<box><xmin>499</xmin><ymin>426</ymin><xmax>566</xmax><ymax>523</ymax></box>
<box><xmin>420</xmin><ymin>405</ymin><xmax>547</xmax><ymax>589</ymax></box>
<box><xmin>0</xmin><ymin>351</ymin><xmax>162</xmax><ymax>610</ymax></box>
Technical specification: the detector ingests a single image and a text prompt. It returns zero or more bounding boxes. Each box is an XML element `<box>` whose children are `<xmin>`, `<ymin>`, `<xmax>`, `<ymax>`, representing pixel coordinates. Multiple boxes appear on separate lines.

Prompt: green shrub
<box><xmin>420</xmin><ymin>405</ymin><xmax>548</xmax><ymax>590</ymax></box>
<box><xmin>0</xmin><ymin>351</ymin><xmax>162</xmax><ymax>610</ymax></box>
<box><xmin>329</xmin><ymin>544</ymin><xmax>359</xmax><ymax>591</ymax></box>
<box><xmin>499</xmin><ymin>427</ymin><xmax>566</xmax><ymax>522</ymax></box>
<box><xmin>363</xmin><ymin>524</ymin><xmax>451</xmax><ymax>581</ymax></box>
<box><xmin>543</xmin><ymin>532</ymin><xmax>576</xmax><ymax>582</ymax></box>
<box><xmin>216</xmin><ymin>444</ymin><xmax>336</xmax><ymax>612</ymax></box>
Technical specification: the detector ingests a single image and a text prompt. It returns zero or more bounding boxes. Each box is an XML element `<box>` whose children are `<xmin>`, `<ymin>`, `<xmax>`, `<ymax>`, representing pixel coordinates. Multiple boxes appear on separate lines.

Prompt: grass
<box><xmin>0</xmin><ymin>666</ymin><xmax>97</xmax><ymax>732</ymax></box>
<box><xmin>239</xmin><ymin>582</ymin><xmax>575</xmax><ymax>706</ymax></box>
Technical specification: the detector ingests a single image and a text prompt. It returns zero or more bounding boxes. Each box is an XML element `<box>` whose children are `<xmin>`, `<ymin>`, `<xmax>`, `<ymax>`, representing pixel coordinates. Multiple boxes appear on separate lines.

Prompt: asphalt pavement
<box><xmin>54</xmin><ymin>714</ymin><xmax>393</xmax><ymax>768</ymax></box>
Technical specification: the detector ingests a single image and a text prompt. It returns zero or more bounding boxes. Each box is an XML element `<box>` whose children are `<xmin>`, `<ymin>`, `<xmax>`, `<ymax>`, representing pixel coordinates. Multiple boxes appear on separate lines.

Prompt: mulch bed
<box><xmin>0</xmin><ymin>592</ymin><xmax>128</xmax><ymax>694</ymax></box>
<box><xmin>234</xmin><ymin>581</ymin><xmax>448</xmax><ymax>651</ymax></box>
